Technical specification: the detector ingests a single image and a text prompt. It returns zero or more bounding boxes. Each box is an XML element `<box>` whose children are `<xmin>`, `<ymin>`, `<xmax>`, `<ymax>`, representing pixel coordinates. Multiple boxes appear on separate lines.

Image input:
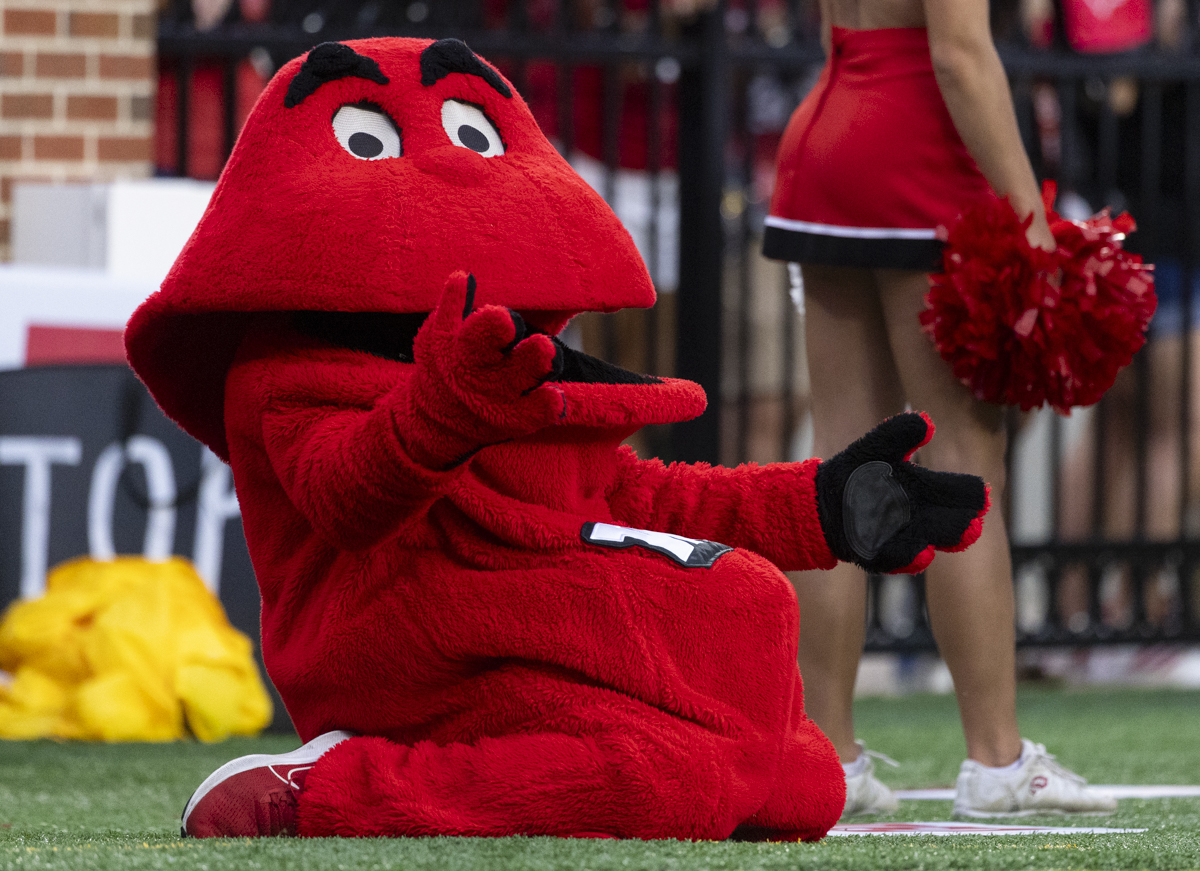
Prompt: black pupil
<box><xmin>457</xmin><ymin>124</ymin><xmax>490</xmax><ymax>153</ymax></box>
<box><xmin>348</xmin><ymin>131</ymin><xmax>383</xmax><ymax>158</ymax></box>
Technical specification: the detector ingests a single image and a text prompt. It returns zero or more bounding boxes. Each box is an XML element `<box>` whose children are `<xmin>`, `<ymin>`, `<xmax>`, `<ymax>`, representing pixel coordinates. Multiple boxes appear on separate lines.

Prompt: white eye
<box><xmin>441</xmin><ymin>100</ymin><xmax>504</xmax><ymax>157</ymax></box>
<box><xmin>332</xmin><ymin>104</ymin><xmax>401</xmax><ymax>160</ymax></box>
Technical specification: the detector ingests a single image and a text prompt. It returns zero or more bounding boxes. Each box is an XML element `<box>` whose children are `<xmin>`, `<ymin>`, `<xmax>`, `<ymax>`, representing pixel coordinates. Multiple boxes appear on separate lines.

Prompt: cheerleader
<box><xmin>764</xmin><ymin>0</ymin><xmax>1117</xmax><ymax>818</ymax></box>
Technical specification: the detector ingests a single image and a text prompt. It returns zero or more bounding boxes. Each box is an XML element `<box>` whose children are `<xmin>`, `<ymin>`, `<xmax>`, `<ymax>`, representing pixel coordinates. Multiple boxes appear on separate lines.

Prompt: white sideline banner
<box><xmin>0</xmin><ymin>265</ymin><xmax>156</xmax><ymax>370</ymax></box>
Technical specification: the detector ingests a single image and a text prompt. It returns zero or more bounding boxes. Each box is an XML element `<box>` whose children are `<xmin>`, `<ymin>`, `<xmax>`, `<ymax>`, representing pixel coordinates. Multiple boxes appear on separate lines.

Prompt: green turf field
<box><xmin>2</xmin><ymin>686</ymin><xmax>1198</xmax><ymax>870</ymax></box>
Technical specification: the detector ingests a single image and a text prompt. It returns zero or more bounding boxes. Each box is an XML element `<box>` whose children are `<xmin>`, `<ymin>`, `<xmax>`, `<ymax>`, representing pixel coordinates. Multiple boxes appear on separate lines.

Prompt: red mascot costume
<box><xmin>126</xmin><ymin>38</ymin><xmax>989</xmax><ymax>842</ymax></box>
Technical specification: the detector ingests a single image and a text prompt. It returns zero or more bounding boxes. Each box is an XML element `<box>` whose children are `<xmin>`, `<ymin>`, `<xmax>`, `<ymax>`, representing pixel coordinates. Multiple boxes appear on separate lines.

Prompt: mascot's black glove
<box><xmin>815</xmin><ymin>412</ymin><xmax>990</xmax><ymax>574</ymax></box>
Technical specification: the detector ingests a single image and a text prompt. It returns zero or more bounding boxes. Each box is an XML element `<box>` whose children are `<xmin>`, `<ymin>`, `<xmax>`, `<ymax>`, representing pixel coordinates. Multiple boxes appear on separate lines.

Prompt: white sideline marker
<box><xmin>894</xmin><ymin>785</ymin><xmax>1200</xmax><ymax>800</ymax></box>
<box><xmin>828</xmin><ymin>821</ymin><xmax>1147</xmax><ymax>836</ymax></box>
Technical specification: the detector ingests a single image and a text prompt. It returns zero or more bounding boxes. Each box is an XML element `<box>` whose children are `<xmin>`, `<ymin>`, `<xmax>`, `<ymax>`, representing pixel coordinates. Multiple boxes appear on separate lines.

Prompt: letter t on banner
<box><xmin>0</xmin><ymin>436</ymin><xmax>82</xmax><ymax>598</ymax></box>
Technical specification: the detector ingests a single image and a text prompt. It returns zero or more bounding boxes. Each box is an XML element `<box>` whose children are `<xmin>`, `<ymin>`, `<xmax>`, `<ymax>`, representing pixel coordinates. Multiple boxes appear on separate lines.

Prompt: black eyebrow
<box><xmin>285</xmin><ymin>42</ymin><xmax>389</xmax><ymax>108</ymax></box>
<box><xmin>419</xmin><ymin>39</ymin><xmax>511</xmax><ymax>99</ymax></box>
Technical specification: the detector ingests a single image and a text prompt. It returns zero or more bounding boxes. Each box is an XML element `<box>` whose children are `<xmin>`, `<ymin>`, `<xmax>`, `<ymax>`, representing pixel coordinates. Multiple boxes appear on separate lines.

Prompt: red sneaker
<box><xmin>182</xmin><ymin>731</ymin><xmax>352</xmax><ymax>838</ymax></box>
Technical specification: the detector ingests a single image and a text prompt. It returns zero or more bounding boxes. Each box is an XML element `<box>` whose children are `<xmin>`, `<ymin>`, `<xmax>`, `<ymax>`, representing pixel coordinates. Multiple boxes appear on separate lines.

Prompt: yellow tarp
<box><xmin>0</xmin><ymin>556</ymin><xmax>273</xmax><ymax>742</ymax></box>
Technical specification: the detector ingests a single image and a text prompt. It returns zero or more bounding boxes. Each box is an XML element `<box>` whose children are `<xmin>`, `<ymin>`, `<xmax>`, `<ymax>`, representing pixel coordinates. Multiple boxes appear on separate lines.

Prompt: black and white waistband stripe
<box><xmin>762</xmin><ymin>216</ymin><xmax>944</xmax><ymax>272</ymax></box>
<box><xmin>764</xmin><ymin>216</ymin><xmax>939</xmax><ymax>241</ymax></box>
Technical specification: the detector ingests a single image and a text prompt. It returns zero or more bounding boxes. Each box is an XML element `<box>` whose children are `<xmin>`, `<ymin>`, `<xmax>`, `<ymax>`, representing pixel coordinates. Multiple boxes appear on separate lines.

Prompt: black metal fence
<box><xmin>156</xmin><ymin>0</ymin><xmax>1200</xmax><ymax>651</ymax></box>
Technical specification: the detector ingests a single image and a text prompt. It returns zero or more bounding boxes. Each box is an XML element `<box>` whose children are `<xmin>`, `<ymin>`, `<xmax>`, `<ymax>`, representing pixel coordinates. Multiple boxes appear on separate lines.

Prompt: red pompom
<box><xmin>920</xmin><ymin>182</ymin><xmax>1156</xmax><ymax>414</ymax></box>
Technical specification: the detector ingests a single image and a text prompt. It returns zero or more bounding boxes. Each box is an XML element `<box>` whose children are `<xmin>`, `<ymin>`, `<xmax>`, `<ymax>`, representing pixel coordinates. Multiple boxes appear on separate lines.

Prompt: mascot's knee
<box><xmin>595</xmin><ymin>731</ymin><xmax>756</xmax><ymax>840</ymax></box>
<box><xmin>715</xmin><ymin>553</ymin><xmax>801</xmax><ymax>631</ymax></box>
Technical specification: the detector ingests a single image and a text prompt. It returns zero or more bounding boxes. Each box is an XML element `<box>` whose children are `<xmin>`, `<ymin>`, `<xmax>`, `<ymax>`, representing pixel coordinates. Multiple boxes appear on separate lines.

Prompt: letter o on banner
<box><xmin>88</xmin><ymin>436</ymin><xmax>178</xmax><ymax>562</ymax></box>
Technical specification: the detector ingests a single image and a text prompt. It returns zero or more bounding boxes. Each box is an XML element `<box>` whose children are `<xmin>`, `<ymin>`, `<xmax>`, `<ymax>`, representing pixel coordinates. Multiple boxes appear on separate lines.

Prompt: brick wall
<box><xmin>0</xmin><ymin>0</ymin><xmax>155</xmax><ymax>260</ymax></box>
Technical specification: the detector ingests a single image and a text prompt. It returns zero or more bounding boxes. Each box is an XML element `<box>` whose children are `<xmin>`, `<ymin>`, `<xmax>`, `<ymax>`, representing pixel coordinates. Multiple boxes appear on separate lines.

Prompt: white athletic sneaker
<box><xmin>841</xmin><ymin>742</ymin><xmax>900</xmax><ymax>818</ymax></box>
<box><xmin>953</xmin><ymin>739</ymin><xmax>1118</xmax><ymax>818</ymax></box>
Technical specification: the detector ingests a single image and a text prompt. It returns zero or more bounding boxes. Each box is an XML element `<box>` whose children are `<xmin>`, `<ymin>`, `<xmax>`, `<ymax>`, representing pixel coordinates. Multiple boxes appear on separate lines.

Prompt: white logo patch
<box><xmin>581</xmin><ymin>522</ymin><xmax>732</xmax><ymax>568</ymax></box>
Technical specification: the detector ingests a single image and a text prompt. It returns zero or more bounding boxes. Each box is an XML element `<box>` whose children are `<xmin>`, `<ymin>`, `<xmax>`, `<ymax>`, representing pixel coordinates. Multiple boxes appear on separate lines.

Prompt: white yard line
<box><xmin>894</xmin><ymin>785</ymin><xmax>1200</xmax><ymax>800</ymax></box>
<box><xmin>828</xmin><ymin>821</ymin><xmax>1147</xmax><ymax>836</ymax></box>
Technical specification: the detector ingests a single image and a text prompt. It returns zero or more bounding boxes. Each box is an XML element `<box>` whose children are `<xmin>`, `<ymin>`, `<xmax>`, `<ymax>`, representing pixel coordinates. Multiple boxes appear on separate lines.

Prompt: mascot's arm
<box><xmin>609</xmin><ymin>413</ymin><xmax>990</xmax><ymax>574</ymax></box>
<box><xmin>260</xmin><ymin>391</ymin><xmax>459</xmax><ymax>550</ymax></box>
<box><xmin>608</xmin><ymin>448</ymin><xmax>836</xmax><ymax>571</ymax></box>
<box><xmin>251</xmin><ymin>270</ymin><xmax>566</xmax><ymax>548</ymax></box>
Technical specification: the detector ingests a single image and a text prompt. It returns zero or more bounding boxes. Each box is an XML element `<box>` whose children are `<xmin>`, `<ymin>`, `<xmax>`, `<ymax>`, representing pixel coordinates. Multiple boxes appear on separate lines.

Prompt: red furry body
<box><xmin>223</xmin><ymin>323</ymin><xmax>843</xmax><ymax>839</ymax></box>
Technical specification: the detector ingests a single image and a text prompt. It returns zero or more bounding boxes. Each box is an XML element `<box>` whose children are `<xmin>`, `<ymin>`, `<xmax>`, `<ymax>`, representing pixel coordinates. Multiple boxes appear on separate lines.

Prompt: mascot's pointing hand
<box><xmin>403</xmin><ymin>270</ymin><xmax>567</xmax><ymax>469</ymax></box>
<box><xmin>815</xmin><ymin>412</ymin><xmax>990</xmax><ymax>574</ymax></box>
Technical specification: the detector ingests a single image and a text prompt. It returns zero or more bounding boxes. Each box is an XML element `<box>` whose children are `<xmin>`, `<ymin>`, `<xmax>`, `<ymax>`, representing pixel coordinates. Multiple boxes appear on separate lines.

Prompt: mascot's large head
<box><xmin>126</xmin><ymin>37</ymin><xmax>655</xmax><ymax>459</ymax></box>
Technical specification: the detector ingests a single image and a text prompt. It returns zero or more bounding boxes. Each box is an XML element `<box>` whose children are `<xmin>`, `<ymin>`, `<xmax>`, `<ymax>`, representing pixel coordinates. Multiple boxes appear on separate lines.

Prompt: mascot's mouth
<box><xmin>292</xmin><ymin>310</ymin><xmax>661</xmax><ymax>386</ymax></box>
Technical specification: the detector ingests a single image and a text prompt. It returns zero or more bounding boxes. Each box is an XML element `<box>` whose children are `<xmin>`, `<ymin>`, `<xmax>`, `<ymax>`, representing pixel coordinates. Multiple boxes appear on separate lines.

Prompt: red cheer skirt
<box><xmin>764</xmin><ymin>26</ymin><xmax>993</xmax><ymax>271</ymax></box>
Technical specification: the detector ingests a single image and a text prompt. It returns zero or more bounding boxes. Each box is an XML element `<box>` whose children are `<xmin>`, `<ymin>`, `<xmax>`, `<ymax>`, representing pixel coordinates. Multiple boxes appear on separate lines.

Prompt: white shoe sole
<box><xmin>181</xmin><ymin>730</ymin><xmax>353</xmax><ymax>834</ymax></box>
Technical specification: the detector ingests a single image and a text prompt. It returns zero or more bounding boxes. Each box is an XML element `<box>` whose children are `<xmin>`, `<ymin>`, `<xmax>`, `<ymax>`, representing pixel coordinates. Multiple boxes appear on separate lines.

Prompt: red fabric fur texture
<box><xmin>126</xmin><ymin>37</ymin><xmax>845</xmax><ymax>840</ymax></box>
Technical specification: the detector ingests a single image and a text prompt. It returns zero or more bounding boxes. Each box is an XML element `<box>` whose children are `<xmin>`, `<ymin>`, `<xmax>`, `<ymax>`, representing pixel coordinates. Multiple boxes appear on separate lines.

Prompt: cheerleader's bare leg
<box><xmin>876</xmin><ymin>267</ymin><xmax>1022</xmax><ymax>768</ymax></box>
<box><xmin>789</xmin><ymin>262</ymin><xmax>905</xmax><ymax>764</ymax></box>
